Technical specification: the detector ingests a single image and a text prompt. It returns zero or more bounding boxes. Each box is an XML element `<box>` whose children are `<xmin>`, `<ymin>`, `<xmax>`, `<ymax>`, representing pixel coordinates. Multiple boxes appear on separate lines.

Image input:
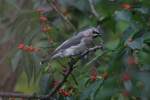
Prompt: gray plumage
<box><xmin>40</xmin><ymin>26</ymin><xmax>103</xmax><ymax>64</ymax></box>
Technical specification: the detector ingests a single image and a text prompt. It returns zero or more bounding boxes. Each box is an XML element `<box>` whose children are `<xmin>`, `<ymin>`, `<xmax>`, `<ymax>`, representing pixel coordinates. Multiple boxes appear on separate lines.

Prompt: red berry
<box><xmin>90</xmin><ymin>67</ymin><xmax>97</xmax><ymax>81</ymax></box>
<box><xmin>28</xmin><ymin>46</ymin><xmax>35</xmax><ymax>52</ymax></box>
<box><xmin>122</xmin><ymin>73</ymin><xmax>131</xmax><ymax>81</ymax></box>
<box><xmin>18</xmin><ymin>43</ymin><xmax>25</xmax><ymax>49</ymax></box>
<box><xmin>63</xmin><ymin>91</ymin><xmax>70</xmax><ymax>96</ymax></box>
<box><xmin>58</xmin><ymin>89</ymin><xmax>70</xmax><ymax>96</ymax></box>
<box><xmin>122</xmin><ymin>90</ymin><xmax>130</xmax><ymax>97</ymax></box>
<box><xmin>90</xmin><ymin>75</ymin><xmax>97</xmax><ymax>81</ymax></box>
<box><xmin>127</xmin><ymin>56</ymin><xmax>137</xmax><ymax>65</ymax></box>
<box><xmin>121</xmin><ymin>3</ymin><xmax>132</xmax><ymax>10</ymax></box>
<box><xmin>52</xmin><ymin>80</ymin><xmax>60</xmax><ymax>88</ymax></box>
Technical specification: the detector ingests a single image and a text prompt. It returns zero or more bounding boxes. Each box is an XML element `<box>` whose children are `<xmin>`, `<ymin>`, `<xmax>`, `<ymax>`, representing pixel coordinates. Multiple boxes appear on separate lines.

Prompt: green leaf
<box><xmin>116</xmin><ymin>20</ymin><xmax>129</xmax><ymax>33</ymax></box>
<box><xmin>114</xmin><ymin>10</ymin><xmax>132</xmax><ymax>22</ymax></box>
<box><xmin>80</xmin><ymin>80</ymin><xmax>103</xmax><ymax>100</ymax></box>
<box><xmin>11</xmin><ymin>50</ymin><xmax>22</xmax><ymax>71</ymax></box>
<box><xmin>127</xmin><ymin>38</ymin><xmax>144</xmax><ymax>49</ymax></box>
<box><xmin>39</xmin><ymin>74</ymin><xmax>53</xmax><ymax>94</ymax></box>
<box><xmin>23</xmin><ymin>53</ymin><xmax>34</xmax><ymax>84</ymax></box>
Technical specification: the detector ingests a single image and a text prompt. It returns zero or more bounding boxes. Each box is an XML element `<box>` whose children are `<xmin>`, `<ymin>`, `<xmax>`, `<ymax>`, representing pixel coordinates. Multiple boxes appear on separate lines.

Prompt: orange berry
<box><xmin>58</xmin><ymin>89</ymin><xmax>70</xmax><ymax>97</ymax></box>
<box><xmin>90</xmin><ymin>67</ymin><xmax>97</xmax><ymax>81</ymax></box>
<box><xmin>90</xmin><ymin>75</ymin><xmax>97</xmax><ymax>81</ymax></box>
<box><xmin>122</xmin><ymin>73</ymin><xmax>131</xmax><ymax>81</ymax></box>
<box><xmin>63</xmin><ymin>91</ymin><xmax>70</xmax><ymax>96</ymax></box>
<box><xmin>18</xmin><ymin>43</ymin><xmax>25</xmax><ymax>49</ymax></box>
<box><xmin>121</xmin><ymin>3</ymin><xmax>132</xmax><ymax>10</ymax></box>
<box><xmin>102</xmin><ymin>72</ymin><xmax>109</xmax><ymax>80</ymax></box>
<box><xmin>28</xmin><ymin>46</ymin><xmax>35</xmax><ymax>52</ymax></box>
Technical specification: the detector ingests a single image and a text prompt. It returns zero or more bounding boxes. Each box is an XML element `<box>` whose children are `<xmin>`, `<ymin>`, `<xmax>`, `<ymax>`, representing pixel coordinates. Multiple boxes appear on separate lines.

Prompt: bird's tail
<box><xmin>40</xmin><ymin>58</ymin><xmax>50</xmax><ymax>65</ymax></box>
<box><xmin>40</xmin><ymin>52</ymin><xmax>61</xmax><ymax>65</ymax></box>
<box><xmin>40</xmin><ymin>54</ymin><xmax>54</xmax><ymax>65</ymax></box>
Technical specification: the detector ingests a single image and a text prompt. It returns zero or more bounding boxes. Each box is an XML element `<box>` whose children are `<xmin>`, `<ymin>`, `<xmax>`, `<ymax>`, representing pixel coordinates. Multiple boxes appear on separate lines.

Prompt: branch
<box><xmin>88</xmin><ymin>0</ymin><xmax>101</xmax><ymax>20</ymax></box>
<box><xmin>47</xmin><ymin>0</ymin><xmax>76</xmax><ymax>31</ymax></box>
<box><xmin>0</xmin><ymin>92</ymin><xmax>46</xmax><ymax>99</ymax></box>
<box><xmin>0</xmin><ymin>45</ymin><xmax>103</xmax><ymax>100</ymax></box>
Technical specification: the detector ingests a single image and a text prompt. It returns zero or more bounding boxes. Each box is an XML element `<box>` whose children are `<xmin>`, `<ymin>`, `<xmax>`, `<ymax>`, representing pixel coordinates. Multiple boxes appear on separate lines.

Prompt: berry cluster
<box><xmin>36</xmin><ymin>8</ymin><xmax>52</xmax><ymax>33</ymax></box>
<box><xmin>122</xmin><ymin>73</ymin><xmax>131</xmax><ymax>81</ymax></box>
<box><xmin>58</xmin><ymin>88</ymin><xmax>70</xmax><ymax>97</ymax></box>
<box><xmin>18</xmin><ymin>43</ymin><xmax>39</xmax><ymax>52</ymax></box>
<box><xmin>90</xmin><ymin>67</ymin><xmax>97</xmax><ymax>81</ymax></box>
<box><xmin>121</xmin><ymin>3</ymin><xmax>132</xmax><ymax>11</ymax></box>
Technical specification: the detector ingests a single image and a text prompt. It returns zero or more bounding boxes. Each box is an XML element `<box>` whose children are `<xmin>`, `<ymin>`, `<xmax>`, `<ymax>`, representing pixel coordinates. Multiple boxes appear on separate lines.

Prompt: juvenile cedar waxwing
<box><xmin>40</xmin><ymin>26</ymin><xmax>103</xmax><ymax>64</ymax></box>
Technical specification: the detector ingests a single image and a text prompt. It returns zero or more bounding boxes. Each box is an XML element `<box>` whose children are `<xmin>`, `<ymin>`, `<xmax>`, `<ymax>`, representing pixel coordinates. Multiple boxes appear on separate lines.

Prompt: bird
<box><xmin>40</xmin><ymin>26</ymin><xmax>103</xmax><ymax>64</ymax></box>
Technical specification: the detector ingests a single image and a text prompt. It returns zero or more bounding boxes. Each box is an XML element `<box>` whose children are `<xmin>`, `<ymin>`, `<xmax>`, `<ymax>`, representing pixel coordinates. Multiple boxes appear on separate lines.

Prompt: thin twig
<box><xmin>88</xmin><ymin>0</ymin><xmax>101</xmax><ymax>20</ymax></box>
<box><xmin>0</xmin><ymin>92</ymin><xmax>46</xmax><ymax>99</ymax></box>
<box><xmin>47</xmin><ymin>0</ymin><xmax>76</xmax><ymax>31</ymax></box>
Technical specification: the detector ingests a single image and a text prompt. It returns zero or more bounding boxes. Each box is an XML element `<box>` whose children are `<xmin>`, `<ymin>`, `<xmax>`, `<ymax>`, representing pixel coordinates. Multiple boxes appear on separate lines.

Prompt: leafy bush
<box><xmin>0</xmin><ymin>0</ymin><xmax>150</xmax><ymax>100</ymax></box>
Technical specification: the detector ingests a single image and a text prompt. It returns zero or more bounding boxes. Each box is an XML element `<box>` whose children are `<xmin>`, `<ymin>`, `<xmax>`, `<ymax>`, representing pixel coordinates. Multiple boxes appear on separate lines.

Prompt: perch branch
<box><xmin>47</xmin><ymin>45</ymin><xmax>103</xmax><ymax>97</ymax></box>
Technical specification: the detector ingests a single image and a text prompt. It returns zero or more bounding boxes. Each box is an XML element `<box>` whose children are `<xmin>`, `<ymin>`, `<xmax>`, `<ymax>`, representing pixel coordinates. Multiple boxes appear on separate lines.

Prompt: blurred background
<box><xmin>0</xmin><ymin>0</ymin><xmax>150</xmax><ymax>99</ymax></box>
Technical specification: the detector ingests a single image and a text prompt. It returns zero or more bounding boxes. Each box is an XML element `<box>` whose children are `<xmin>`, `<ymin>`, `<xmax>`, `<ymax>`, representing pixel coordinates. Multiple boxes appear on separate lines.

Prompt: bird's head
<box><xmin>92</xmin><ymin>25</ymin><xmax>103</xmax><ymax>37</ymax></box>
<box><xmin>82</xmin><ymin>26</ymin><xmax>103</xmax><ymax>38</ymax></box>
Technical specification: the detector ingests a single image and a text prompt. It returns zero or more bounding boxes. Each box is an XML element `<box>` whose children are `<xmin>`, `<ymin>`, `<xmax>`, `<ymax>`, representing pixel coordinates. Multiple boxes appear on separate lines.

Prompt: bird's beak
<box><xmin>97</xmin><ymin>33</ymin><xmax>102</xmax><ymax>36</ymax></box>
<box><xmin>96</xmin><ymin>25</ymin><xmax>104</xmax><ymax>36</ymax></box>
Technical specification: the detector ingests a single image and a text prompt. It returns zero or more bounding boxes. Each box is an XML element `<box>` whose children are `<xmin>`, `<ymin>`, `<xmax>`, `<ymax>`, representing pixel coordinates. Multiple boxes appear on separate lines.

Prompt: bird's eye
<box><xmin>93</xmin><ymin>31</ymin><xmax>98</xmax><ymax>34</ymax></box>
<box><xmin>93</xmin><ymin>30</ymin><xmax>100</xmax><ymax>34</ymax></box>
<box><xmin>93</xmin><ymin>30</ymin><xmax>102</xmax><ymax>37</ymax></box>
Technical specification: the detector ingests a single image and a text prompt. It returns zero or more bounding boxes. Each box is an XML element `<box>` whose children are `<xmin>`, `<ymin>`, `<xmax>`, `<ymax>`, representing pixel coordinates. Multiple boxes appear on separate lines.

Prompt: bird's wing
<box><xmin>54</xmin><ymin>34</ymin><xmax>83</xmax><ymax>53</ymax></box>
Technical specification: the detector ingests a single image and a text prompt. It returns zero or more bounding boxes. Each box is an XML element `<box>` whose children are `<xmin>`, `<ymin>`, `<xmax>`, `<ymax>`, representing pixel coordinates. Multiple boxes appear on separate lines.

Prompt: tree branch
<box><xmin>88</xmin><ymin>0</ymin><xmax>101</xmax><ymax>20</ymax></box>
<box><xmin>0</xmin><ymin>92</ymin><xmax>46</xmax><ymax>99</ymax></box>
<box><xmin>47</xmin><ymin>0</ymin><xmax>76</xmax><ymax>31</ymax></box>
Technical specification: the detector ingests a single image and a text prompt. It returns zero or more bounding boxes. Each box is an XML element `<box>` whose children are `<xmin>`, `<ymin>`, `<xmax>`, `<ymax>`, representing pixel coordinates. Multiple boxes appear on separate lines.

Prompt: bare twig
<box><xmin>47</xmin><ymin>0</ymin><xmax>76</xmax><ymax>31</ymax></box>
<box><xmin>88</xmin><ymin>0</ymin><xmax>101</xmax><ymax>20</ymax></box>
<box><xmin>0</xmin><ymin>92</ymin><xmax>46</xmax><ymax>99</ymax></box>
